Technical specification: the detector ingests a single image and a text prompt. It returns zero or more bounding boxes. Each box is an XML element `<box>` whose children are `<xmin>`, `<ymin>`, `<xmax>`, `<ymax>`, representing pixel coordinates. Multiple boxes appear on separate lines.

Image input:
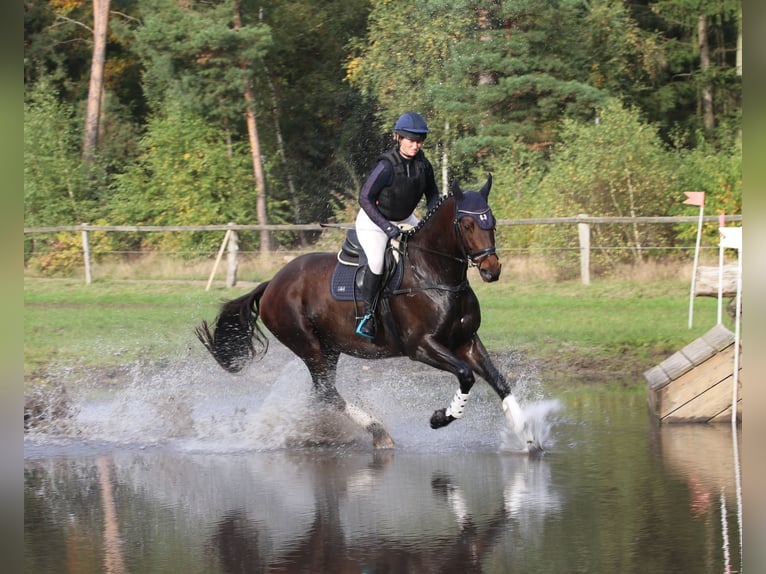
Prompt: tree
<box><xmin>346</xmin><ymin>0</ymin><xmax>608</xmax><ymax>177</ymax></box>
<box><xmin>582</xmin><ymin>0</ymin><xmax>666</xmax><ymax>107</ymax></box>
<box><xmin>234</xmin><ymin>0</ymin><xmax>269</xmax><ymax>252</ymax></box>
<box><xmin>82</xmin><ymin>0</ymin><xmax>110</xmax><ymax>165</ymax></box>
<box><xmin>25</xmin><ymin>0</ymin><xmax>94</xmax><ymax>92</ymax></box>
<box><xmin>133</xmin><ymin>0</ymin><xmax>271</xmax><ymax>122</ymax></box>
<box><xmin>24</xmin><ymin>0</ymin><xmax>742</xmax><ymax>256</ymax></box>
<box><xmin>25</xmin><ymin>80</ymin><xmax>89</xmax><ymax>227</ymax></box>
<box><xmin>632</xmin><ymin>0</ymin><xmax>741</xmax><ymax>144</ymax></box>
<box><xmin>535</xmin><ymin>99</ymin><xmax>683</xmax><ymax>272</ymax></box>
<box><xmin>346</xmin><ymin>0</ymin><xmax>474</xmax><ymax>186</ymax></box>
<box><xmin>110</xmin><ymin>99</ymin><xmax>254</xmax><ymax>253</ymax></box>
<box><xmin>25</xmin><ymin>0</ymin><xmax>145</xmax><ymax>210</ymax></box>
<box><xmin>443</xmin><ymin>0</ymin><xmax>607</xmax><ymax>166</ymax></box>
<box><xmin>253</xmin><ymin>0</ymin><xmax>378</xmax><ymax>227</ymax></box>
<box><xmin>131</xmin><ymin>0</ymin><xmax>272</xmax><ymax>248</ymax></box>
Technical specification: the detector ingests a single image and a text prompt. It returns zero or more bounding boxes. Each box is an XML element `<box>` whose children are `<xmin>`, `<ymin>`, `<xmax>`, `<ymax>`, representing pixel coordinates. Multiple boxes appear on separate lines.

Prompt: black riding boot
<box><xmin>356</xmin><ymin>270</ymin><xmax>383</xmax><ymax>339</ymax></box>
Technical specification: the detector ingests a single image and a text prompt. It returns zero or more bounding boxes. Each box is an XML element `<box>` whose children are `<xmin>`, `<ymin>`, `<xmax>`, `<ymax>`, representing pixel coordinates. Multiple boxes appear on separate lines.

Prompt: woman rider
<box><xmin>355</xmin><ymin>112</ymin><xmax>440</xmax><ymax>338</ymax></box>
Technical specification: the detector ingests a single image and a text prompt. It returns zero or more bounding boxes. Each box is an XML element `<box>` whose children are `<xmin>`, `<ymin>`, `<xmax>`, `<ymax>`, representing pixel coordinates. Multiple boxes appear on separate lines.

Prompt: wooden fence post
<box><xmin>81</xmin><ymin>223</ymin><xmax>92</xmax><ymax>284</ymax></box>
<box><xmin>226</xmin><ymin>226</ymin><xmax>238</xmax><ymax>288</ymax></box>
<box><xmin>577</xmin><ymin>215</ymin><xmax>590</xmax><ymax>286</ymax></box>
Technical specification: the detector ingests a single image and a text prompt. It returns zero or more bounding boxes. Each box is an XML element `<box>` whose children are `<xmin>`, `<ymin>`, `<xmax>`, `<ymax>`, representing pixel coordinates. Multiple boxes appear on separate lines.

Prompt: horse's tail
<box><xmin>195</xmin><ymin>282</ymin><xmax>270</xmax><ymax>373</ymax></box>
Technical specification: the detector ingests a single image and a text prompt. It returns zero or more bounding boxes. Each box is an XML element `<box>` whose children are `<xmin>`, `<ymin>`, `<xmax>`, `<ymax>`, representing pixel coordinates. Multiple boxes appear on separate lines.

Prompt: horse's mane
<box><xmin>403</xmin><ymin>193</ymin><xmax>454</xmax><ymax>238</ymax></box>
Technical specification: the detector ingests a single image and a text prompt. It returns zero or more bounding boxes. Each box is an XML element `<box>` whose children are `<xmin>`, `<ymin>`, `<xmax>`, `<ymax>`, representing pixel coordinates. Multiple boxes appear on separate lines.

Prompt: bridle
<box><xmin>388</xmin><ymin>195</ymin><xmax>498</xmax><ymax>297</ymax></box>
<box><xmin>454</xmin><ymin>205</ymin><xmax>497</xmax><ymax>267</ymax></box>
<box><xmin>399</xmin><ymin>199</ymin><xmax>498</xmax><ymax>269</ymax></box>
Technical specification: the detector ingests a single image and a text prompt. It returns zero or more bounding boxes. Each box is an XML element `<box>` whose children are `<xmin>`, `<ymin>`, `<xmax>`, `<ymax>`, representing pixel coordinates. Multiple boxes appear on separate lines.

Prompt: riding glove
<box><xmin>383</xmin><ymin>224</ymin><xmax>401</xmax><ymax>239</ymax></box>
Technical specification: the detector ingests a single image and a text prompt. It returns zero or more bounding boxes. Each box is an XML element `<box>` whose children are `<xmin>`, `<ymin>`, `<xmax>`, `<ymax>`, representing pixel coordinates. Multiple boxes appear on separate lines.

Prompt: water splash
<box><xmin>499</xmin><ymin>398</ymin><xmax>563</xmax><ymax>453</ymax></box>
<box><xmin>25</xmin><ymin>343</ymin><xmax>560</xmax><ymax>455</ymax></box>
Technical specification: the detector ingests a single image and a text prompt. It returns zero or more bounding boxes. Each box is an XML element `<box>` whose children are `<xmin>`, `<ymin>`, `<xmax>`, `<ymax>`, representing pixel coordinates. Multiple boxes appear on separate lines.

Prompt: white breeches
<box><xmin>355</xmin><ymin>209</ymin><xmax>418</xmax><ymax>274</ymax></box>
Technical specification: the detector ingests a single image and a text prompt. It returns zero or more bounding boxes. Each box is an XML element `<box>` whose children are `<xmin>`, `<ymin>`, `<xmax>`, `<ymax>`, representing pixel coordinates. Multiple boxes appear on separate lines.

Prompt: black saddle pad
<box><xmin>330</xmin><ymin>258</ymin><xmax>404</xmax><ymax>301</ymax></box>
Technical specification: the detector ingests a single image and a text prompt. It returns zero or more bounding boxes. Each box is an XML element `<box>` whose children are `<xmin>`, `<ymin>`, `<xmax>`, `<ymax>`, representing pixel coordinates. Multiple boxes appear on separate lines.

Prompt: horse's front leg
<box><xmin>411</xmin><ymin>336</ymin><xmax>478</xmax><ymax>429</ymax></box>
<box><xmin>457</xmin><ymin>336</ymin><xmax>538</xmax><ymax>450</ymax></box>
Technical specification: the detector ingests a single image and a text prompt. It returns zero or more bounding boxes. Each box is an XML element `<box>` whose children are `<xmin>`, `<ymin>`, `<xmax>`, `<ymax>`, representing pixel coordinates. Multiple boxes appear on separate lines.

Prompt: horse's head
<box><xmin>451</xmin><ymin>174</ymin><xmax>502</xmax><ymax>282</ymax></box>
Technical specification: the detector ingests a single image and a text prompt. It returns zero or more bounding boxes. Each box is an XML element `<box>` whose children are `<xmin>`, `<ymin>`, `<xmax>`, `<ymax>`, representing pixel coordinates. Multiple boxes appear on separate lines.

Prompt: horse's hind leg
<box><xmin>345</xmin><ymin>403</ymin><xmax>394</xmax><ymax>450</ymax></box>
<box><xmin>305</xmin><ymin>350</ymin><xmax>394</xmax><ymax>449</ymax></box>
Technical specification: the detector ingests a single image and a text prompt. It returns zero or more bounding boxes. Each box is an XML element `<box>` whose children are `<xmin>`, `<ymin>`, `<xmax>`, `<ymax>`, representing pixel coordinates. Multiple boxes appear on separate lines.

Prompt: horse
<box><xmin>196</xmin><ymin>175</ymin><xmax>537</xmax><ymax>451</ymax></box>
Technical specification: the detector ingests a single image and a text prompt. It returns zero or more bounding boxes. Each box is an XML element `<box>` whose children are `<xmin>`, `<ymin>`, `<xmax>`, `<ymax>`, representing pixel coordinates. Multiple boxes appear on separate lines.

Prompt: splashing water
<box><xmin>499</xmin><ymin>398</ymin><xmax>563</xmax><ymax>454</ymax></box>
<box><xmin>25</xmin><ymin>343</ymin><xmax>560</xmax><ymax>455</ymax></box>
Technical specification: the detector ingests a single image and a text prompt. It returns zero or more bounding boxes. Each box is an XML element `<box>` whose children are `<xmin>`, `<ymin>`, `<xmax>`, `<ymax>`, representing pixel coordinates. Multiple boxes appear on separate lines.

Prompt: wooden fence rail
<box><xmin>22</xmin><ymin>214</ymin><xmax>741</xmax><ymax>234</ymax></box>
<box><xmin>23</xmin><ymin>215</ymin><xmax>742</xmax><ymax>286</ymax></box>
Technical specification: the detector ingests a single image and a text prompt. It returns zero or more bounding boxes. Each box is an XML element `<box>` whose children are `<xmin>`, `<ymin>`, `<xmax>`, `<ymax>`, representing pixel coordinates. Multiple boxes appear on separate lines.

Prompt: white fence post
<box><xmin>577</xmin><ymin>214</ymin><xmax>590</xmax><ymax>286</ymax></box>
<box><xmin>81</xmin><ymin>223</ymin><xmax>92</xmax><ymax>284</ymax></box>
<box><xmin>226</xmin><ymin>225</ymin><xmax>238</xmax><ymax>288</ymax></box>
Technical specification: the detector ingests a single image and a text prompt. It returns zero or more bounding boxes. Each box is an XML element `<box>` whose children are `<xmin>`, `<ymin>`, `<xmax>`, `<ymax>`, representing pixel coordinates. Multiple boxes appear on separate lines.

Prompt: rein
<box><xmin>399</xmin><ymin>205</ymin><xmax>497</xmax><ymax>268</ymax></box>
<box><xmin>386</xmin><ymin>198</ymin><xmax>496</xmax><ymax>297</ymax></box>
<box><xmin>400</xmin><ymin>241</ymin><xmax>466</xmax><ymax>265</ymax></box>
<box><xmin>386</xmin><ymin>238</ymin><xmax>468</xmax><ymax>296</ymax></box>
<box><xmin>388</xmin><ymin>278</ymin><xmax>470</xmax><ymax>297</ymax></box>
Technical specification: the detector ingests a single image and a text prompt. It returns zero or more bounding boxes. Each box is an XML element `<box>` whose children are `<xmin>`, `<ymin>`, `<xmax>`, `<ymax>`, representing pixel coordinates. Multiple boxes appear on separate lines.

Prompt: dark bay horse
<box><xmin>196</xmin><ymin>175</ymin><xmax>535</xmax><ymax>450</ymax></box>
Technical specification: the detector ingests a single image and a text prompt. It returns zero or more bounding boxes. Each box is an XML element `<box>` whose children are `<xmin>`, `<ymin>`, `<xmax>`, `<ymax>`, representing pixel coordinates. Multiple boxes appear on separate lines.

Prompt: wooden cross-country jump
<box><xmin>644</xmin><ymin>324</ymin><xmax>742</xmax><ymax>424</ymax></box>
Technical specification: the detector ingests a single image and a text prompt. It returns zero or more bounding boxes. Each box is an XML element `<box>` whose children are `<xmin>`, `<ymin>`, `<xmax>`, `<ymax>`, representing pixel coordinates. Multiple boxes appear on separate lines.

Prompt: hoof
<box><xmin>373</xmin><ymin>434</ymin><xmax>395</xmax><ymax>449</ymax></box>
<box><xmin>370</xmin><ymin>423</ymin><xmax>395</xmax><ymax>449</ymax></box>
<box><xmin>430</xmin><ymin>409</ymin><xmax>455</xmax><ymax>429</ymax></box>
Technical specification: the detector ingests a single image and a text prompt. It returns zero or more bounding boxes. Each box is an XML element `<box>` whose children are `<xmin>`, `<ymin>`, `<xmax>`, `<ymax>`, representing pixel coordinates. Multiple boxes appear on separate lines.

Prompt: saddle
<box><xmin>330</xmin><ymin>229</ymin><xmax>404</xmax><ymax>301</ymax></box>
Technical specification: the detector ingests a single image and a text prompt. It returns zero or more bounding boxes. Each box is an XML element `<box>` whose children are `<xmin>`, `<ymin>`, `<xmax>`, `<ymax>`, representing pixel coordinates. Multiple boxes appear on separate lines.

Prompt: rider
<box><xmin>355</xmin><ymin>112</ymin><xmax>441</xmax><ymax>338</ymax></box>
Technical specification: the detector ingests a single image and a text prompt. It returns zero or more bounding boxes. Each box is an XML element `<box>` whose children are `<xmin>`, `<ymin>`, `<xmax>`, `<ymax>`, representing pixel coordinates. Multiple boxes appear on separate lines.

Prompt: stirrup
<box><xmin>356</xmin><ymin>313</ymin><xmax>376</xmax><ymax>339</ymax></box>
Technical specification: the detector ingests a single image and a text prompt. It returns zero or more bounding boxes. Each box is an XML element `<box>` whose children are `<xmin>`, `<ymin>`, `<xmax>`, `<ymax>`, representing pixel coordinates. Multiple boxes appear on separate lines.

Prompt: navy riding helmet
<box><xmin>394</xmin><ymin>112</ymin><xmax>430</xmax><ymax>142</ymax></box>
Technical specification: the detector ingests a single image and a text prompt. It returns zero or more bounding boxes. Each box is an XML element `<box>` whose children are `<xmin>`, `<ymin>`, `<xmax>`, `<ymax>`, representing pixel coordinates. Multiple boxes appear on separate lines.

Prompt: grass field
<box><xmin>23</xmin><ymin>271</ymin><xmax>724</xmax><ymax>388</ymax></box>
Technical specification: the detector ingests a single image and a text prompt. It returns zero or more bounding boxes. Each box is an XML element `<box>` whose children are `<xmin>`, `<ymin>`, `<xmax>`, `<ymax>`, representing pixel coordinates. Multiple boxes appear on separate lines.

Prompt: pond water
<box><xmin>24</xmin><ymin>346</ymin><xmax>743</xmax><ymax>573</ymax></box>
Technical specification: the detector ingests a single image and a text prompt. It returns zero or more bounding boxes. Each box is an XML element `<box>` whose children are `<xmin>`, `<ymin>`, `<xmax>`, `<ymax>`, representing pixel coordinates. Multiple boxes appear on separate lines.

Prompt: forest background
<box><xmin>23</xmin><ymin>0</ymin><xmax>743</xmax><ymax>279</ymax></box>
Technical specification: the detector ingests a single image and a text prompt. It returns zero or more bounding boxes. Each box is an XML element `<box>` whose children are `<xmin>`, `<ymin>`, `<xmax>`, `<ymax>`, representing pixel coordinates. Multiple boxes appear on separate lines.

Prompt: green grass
<box><xmin>473</xmin><ymin>278</ymin><xmax>719</xmax><ymax>356</ymax></box>
<box><xmin>24</xmin><ymin>278</ymin><xmax>230</xmax><ymax>379</ymax></box>
<box><xmin>24</xmin><ymin>275</ymin><xmax>724</xmax><ymax>386</ymax></box>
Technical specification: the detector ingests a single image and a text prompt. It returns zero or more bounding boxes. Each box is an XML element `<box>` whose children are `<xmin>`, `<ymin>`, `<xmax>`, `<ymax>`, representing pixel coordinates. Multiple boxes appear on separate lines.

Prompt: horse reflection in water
<box><xmin>24</xmin><ymin>451</ymin><xmax>562</xmax><ymax>572</ymax></box>
<box><xmin>197</xmin><ymin>175</ymin><xmax>539</xmax><ymax>451</ymax></box>
<box><xmin>208</xmin><ymin>454</ymin><xmax>560</xmax><ymax>573</ymax></box>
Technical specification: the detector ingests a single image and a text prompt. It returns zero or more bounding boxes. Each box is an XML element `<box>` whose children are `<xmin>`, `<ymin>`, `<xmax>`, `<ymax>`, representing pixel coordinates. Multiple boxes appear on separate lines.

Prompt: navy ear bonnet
<box><xmin>456</xmin><ymin>191</ymin><xmax>496</xmax><ymax>230</ymax></box>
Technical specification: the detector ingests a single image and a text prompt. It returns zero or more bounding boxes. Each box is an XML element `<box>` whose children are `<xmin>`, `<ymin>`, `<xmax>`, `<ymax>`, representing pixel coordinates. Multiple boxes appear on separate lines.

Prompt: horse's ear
<box><xmin>479</xmin><ymin>174</ymin><xmax>493</xmax><ymax>199</ymax></box>
<box><xmin>451</xmin><ymin>179</ymin><xmax>463</xmax><ymax>200</ymax></box>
